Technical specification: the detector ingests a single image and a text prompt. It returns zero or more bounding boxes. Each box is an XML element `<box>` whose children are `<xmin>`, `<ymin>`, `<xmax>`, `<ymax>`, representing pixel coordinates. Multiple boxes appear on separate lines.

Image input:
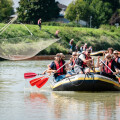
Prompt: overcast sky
<box><xmin>13</xmin><ymin>0</ymin><xmax>73</xmax><ymax>10</ymax></box>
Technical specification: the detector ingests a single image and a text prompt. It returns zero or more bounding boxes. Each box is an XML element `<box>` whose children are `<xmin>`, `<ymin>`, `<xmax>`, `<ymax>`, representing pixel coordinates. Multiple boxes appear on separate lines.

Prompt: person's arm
<box><xmin>47</xmin><ymin>62</ymin><xmax>57</xmax><ymax>73</ymax></box>
<box><xmin>95</xmin><ymin>56</ymin><xmax>100</xmax><ymax>68</ymax></box>
<box><xmin>79</xmin><ymin>54</ymin><xmax>92</xmax><ymax>64</ymax></box>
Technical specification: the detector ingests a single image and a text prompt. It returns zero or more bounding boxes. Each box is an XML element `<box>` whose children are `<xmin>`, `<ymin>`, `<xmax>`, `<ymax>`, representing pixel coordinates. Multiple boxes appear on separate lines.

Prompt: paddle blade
<box><xmin>24</xmin><ymin>72</ymin><xmax>37</xmax><ymax>79</ymax></box>
<box><xmin>36</xmin><ymin>77</ymin><xmax>49</xmax><ymax>88</ymax></box>
<box><xmin>30</xmin><ymin>76</ymin><xmax>44</xmax><ymax>86</ymax></box>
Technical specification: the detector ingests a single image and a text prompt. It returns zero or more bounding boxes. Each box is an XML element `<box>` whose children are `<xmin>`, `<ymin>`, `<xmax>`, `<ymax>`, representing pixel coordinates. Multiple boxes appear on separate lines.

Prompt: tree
<box><xmin>65</xmin><ymin>0</ymin><xmax>113</xmax><ymax>27</ymax></box>
<box><xmin>89</xmin><ymin>0</ymin><xmax>113</xmax><ymax>27</ymax></box>
<box><xmin>65</xmin><ymin>0</ymin><xmax>90</xmax><ymax>23</ymax></box>
<box><xmin>0</xmin><ymin>0</ymin><xmax>14</xmax><ymax>22</ymax></box>
<box><xmin>17</xmin><ymin>0</ymin><xmax>60</xmax><ymax>24</ymax></box>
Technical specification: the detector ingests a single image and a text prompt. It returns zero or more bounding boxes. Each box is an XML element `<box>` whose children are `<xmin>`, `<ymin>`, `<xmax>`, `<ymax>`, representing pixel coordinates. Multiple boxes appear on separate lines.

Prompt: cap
<box><xmin>113</xmin><ymin>50</ymin><xmax>119</xmax><ymax>54</ymax></box>
<box><xmin>59</xmin><ymin>53</ymin><xmax>65</xmax><ymax>58</ymax></box>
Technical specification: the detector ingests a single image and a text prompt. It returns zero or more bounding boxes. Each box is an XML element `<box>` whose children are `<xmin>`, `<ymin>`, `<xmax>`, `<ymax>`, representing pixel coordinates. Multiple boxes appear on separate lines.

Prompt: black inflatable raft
<box><xmin>50</xmin><ymin>73</ymin><xmax>120</xmax><ymax>91</ymax></box>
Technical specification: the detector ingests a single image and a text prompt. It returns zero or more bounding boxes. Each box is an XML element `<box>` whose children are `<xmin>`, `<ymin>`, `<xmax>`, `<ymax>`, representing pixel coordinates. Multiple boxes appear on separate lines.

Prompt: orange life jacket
<box><xmin>104</xmin><ymin>59</ymin><xmax>113</xmax><ymax>74</ymax></box>
<box><xmin>54</xmin><ymin>60</ymin><xmax>64</xmax><ymax>76</ymax></box>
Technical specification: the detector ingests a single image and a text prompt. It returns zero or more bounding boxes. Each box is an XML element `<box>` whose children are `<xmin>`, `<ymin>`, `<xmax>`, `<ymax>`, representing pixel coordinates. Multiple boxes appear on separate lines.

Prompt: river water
<box><xmin>0</xmin><ymin>60</ymin><xmax>120</xmax><ymax>120</ymax></box>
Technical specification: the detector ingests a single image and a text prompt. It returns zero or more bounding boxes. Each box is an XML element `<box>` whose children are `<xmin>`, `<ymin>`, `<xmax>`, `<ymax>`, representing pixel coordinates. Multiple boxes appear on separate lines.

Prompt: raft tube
<box><xmin>50</xmin><ymin>73</ymin><xmax>120</xmax><ymax>91</ymax></box>
<box><xmin>91</xmin><ymin>50</ymin><xmax>105</xmax><ymax>56</ymax></box>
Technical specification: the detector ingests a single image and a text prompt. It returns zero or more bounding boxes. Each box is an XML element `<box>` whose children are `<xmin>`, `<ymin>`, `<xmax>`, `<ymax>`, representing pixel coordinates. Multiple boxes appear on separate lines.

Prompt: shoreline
<box><xmin>0</xmin><ymin>55</ymin><xmax>71</xmax><ymax>61</ymax></box>
<box><xmin>0</xmin><ymin>51</ymin><xmax>120</xmax><ymax>61</ymax></box>
<box><xmin>26</xmin><ymin>55</ymin><xmax>71</xmax><ymax>60</ymax></box>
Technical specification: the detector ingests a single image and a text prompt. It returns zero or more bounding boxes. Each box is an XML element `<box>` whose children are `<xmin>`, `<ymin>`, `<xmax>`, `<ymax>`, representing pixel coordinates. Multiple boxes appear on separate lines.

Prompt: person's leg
<box><xmin>74</xmin><ymin>66</ymin><xmax>84</xmax><ymax>74</ymax></box>
<box><xmin>40</xmin><ymin>25</ymin><xmax>41</xmax><ymax>30</ymax></box>
<box><xmin>55</xmin><ymin>75</ymin><xmax>66</xmax><ymax>82</ymax></box>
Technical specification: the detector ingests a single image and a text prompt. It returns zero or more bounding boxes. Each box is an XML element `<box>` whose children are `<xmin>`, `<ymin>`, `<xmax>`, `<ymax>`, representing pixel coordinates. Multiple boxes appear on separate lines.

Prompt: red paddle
<box><xmin>29</xmin><ymin>62</ymin><xmax>68</xmax><ymax>88</ymax></box>
<box><xmin>24</xmin><ymin>72</ymin><xmax>42</xmax><ymax>79</ymax></box>
<box><xmin>30</xmin><ymin>76</ymin><xmax>45</xmax><ymax>86</ymax></box>
<box><xmin>36</xmin><ymin>77</ymin><xmax>49</xmax><ymax>88</ymax></box>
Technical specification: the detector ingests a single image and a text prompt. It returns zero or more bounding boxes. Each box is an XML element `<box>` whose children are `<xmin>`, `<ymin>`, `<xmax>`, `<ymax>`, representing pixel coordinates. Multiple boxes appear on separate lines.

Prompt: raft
<box><xmin>90</xmin><ymin>50</ymin><xmax>105</xmax><ymax>56</ymax></box>
<box><xmin>50</xmin><ymin>73</ymin><xmax>120</xmax><ymax>91</ymax></box>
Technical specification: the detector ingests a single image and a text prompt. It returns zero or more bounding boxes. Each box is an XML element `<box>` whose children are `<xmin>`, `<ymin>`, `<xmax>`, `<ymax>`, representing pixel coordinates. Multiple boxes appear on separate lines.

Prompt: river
<box><xmin>0</xmin><ymin>60</ymin><xmax>120</xmax><ymax>120</ymax></box>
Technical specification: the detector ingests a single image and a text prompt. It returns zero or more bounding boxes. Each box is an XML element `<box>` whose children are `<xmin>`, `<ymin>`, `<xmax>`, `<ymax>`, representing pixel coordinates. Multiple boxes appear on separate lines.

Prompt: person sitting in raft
<box><xmin>59</xmin><ymin>53</ymin><xmax>65</xmax><ymax>61</ymax></box>
<box><xmin>89</xmin><ymin>46</ymin><xmax>92</xmax><ymax>53</ymax></box>
<box><xmin>83</xmin><ymin>43</ymin><xmax>87</xmax><ymax>51</ymax></box>
<box><xmin>47</xmin><ymin>53</ymin><xmax>71</xmax><ymax>82</ymax></box>
<box><xmin>69</xmin><ymin>52</ymin><xmax>78</xmax><ymax>73</ymax></box>
<box><xmin>113</xmin><ymin>50</ymin><xmax>120</xmax><ymax>70</ymax></box>
<box><xmin>98</xmin><ymin>53</ymin><xmax>119</xmax><ymax>80</ymax></box>
<box><xmin>42</xmin><ymin>53</ymin><xmax>66</xmax><ymax>76</ymax></box>
<box><xmin>80</xmin><ymin>44</ymin><xmax>84</xmax><ymax>53</ymax></box>
<box><xmin>108</xmin><ymin>47</ymin><xmax>114</xmax><ymax>58</ymax></box>
<box><xmin>74</xmin><ymin>49</ymin><xmax>95</xmax><ymax>74</ymax></box>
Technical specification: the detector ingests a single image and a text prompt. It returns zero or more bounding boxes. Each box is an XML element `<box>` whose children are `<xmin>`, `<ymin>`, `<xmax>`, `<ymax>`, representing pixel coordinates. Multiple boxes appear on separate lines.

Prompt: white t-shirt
<box><xmin>79</xmin><ymin>54</ymin><xmax>85</xmax><ymax>61</ymax></box>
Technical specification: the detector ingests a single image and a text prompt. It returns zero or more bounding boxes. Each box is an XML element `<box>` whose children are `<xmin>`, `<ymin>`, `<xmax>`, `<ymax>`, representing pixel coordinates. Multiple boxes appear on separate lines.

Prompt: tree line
<box><xmin>0</xmin><ymin>0</ymin><xmax>14</xmax><ymax>22</ymax></box>
<box><xmin>0</xmin><ymin>0</ymin><xmax>119</xmax><ymax>27</ymax></box>
<box><xmin>65</xmin><ymin>0</ymin><xmax>120</xmax><ymax>27</ymax></box>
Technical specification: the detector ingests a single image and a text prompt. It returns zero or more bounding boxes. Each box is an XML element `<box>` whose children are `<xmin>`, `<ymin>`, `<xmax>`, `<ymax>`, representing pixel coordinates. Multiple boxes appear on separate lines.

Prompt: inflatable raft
<box><xmin>50</xmin><ymin>73</ymin><xmax>120</xmax><ymax>91</ymax></box>
<box><xmin>91</xmin><ymin>50</ymin><xmax>105</xmax><ymax>56</ymax></box>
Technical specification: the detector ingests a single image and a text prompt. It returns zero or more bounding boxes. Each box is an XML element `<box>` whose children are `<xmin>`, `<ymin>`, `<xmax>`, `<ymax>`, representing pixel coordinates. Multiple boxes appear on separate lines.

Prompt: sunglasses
<box><xmin>88</xmin><ymin>52</ymin><xmax>91</xmax><ymax>53</ymax></box>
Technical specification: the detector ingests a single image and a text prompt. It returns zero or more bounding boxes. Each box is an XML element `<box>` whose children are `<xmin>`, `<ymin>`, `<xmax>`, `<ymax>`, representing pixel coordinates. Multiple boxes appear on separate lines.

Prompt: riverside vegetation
<box><xmin>0</xmin><ymin>23</ymin><xmax>120</xmax><ymax>55</ymax></box>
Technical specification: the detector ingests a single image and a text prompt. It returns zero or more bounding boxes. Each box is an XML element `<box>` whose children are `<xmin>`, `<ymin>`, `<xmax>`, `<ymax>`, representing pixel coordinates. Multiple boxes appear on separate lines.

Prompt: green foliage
<box><xmin>42</xmin><ymin>21</ymin><xmax>82</xmax><ymax>27</ymax></box>
<box><xmin>89</xmin><ymin>0</ymin><xmax>113</xmax><ymax>27</ymax></box>
<box><xmin>65</xmin><ymin>0</ymin><xmax>119</xmax><ymax>27</ymax></box>
<box><xmin>0</xmin><ymin>23</ymin><xmax>120</xmax><ymax>54</ymax></box>
<box><xmin>65</xmin><ymin>0</ymin><xmax>90</xmax><ymax>22</ymax></box>
<box><xmin>17</xmin><ymin>0</ymin><xmax>60</xmax><ymax>24</ymax></box>
<box><xmin>102</xmin><ymin>0</ymin><xmax>120</xmax><ymax>11</ymax></box>
<box><xmin>0</xmin><ymin>0</ymin><xmax>14</xmax><ymax>22</ymax></box>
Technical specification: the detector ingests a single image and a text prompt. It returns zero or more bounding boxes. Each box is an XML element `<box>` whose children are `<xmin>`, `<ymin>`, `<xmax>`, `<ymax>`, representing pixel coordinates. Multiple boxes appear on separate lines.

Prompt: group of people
<box><xmin>69</xmin><ymin>39</ymin><xmax>92</xmax><ymax>54</ymax></box>
<box><xmin>96</xmin><ymin>48</ymin><xmax>120</xmax><ymax>80</ymax></box>
<box><xmin>43</xmin><ymin>47</ymin><xmax>120</xmax><ymax>83</ymax></box>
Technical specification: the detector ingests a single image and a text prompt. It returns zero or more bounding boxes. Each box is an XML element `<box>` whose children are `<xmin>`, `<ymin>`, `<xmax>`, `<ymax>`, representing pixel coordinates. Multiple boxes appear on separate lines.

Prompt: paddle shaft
<box><xmin>56</xmin><ymin>62</ymin><xmax>68</xmax><ymax>72</ymax></box>
<box><xmin>100</xmin><ymin>59</ymin><xmax>119</xmax><ymax>78</ymax></box>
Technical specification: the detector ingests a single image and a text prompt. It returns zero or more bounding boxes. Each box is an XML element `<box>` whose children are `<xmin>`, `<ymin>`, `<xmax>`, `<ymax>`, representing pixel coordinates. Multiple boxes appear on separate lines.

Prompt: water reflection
<box><xmin>24</xmin><ymin>91</ymin><xmax>120</xmax><ymax>120</ymax></box>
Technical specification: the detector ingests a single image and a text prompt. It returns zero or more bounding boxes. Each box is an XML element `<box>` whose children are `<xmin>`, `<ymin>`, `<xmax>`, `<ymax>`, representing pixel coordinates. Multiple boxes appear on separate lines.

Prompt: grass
<box><xmin>0</xmin><ymin>23</ymin><xmax>120</xmax><ymax>55</ymax></box>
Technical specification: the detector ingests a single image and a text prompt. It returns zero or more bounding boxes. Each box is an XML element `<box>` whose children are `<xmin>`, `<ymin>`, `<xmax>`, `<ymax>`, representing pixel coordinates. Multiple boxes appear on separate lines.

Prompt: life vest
<box><xmin>104</xmin><ymin>59</ymin><xmax>113</xmax><ymax>74</ymax></box>
<box><xmin>115</xmin><ymin>57</ymin><xmax>120</xmax><ymax>69</ymax></box>
<box><xmin>76</xmin><ymin>54</ymin><xmax>91</xmax><ymax>68</ymax></box>
<box><xmin>54</xmin><ymin>60</ymin><xmax>64</xmax><ymax>76</ymax></box>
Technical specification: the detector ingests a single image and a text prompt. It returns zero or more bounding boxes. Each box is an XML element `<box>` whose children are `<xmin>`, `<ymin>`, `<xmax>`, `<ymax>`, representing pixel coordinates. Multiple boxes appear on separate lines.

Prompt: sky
<box><xmin>13</xmin><ymin>0</ymin><xmax>73</xmax><ymax>11</ymax></box>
